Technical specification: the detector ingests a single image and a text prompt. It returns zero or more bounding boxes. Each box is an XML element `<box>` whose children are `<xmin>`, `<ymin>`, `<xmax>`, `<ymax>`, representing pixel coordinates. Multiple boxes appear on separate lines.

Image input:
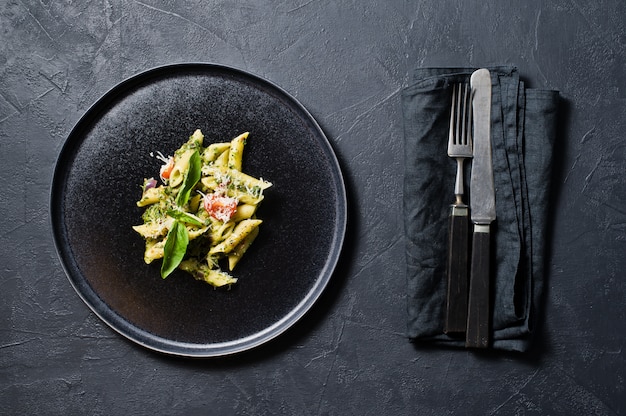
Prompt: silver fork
<box><xmin>444</xmin><ymin>83</ymin><xmax>473</xmax><ymax>334</ymax></box>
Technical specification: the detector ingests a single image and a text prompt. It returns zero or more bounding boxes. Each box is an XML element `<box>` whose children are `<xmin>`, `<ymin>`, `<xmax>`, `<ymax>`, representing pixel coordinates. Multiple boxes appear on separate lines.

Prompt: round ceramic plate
<box><xmin>50</xmin><ymin>63</ymin><xmax>347</xmax><ymax>357</ymax></box>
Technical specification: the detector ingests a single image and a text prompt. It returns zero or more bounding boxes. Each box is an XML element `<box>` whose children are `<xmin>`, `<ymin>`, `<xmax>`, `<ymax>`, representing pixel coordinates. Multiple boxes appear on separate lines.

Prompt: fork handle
<box><xmin>466</xmin><ymin>224</ymin><xmax>492</xmax><ymax>348</ymax></box>
<box><xmin>444</xmin><ymin>204</ymin><xmax>469</xmax><ymax>334</ymax></box>
<box><xmin>454</xmin><ymin>158</ymin><xmax>465</xmax><ymax>196</ymax></box>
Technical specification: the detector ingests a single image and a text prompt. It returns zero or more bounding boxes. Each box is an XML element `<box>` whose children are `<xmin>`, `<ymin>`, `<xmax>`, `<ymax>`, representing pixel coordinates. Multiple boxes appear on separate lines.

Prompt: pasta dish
<box><xmin>132</xmin><ymin>129</ymin><xmax>272</xmax><ymax>287</ymax></box>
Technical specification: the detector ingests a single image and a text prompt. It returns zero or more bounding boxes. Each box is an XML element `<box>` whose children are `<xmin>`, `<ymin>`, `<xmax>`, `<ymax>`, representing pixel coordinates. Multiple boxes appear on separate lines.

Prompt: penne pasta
<box><xmin>169</xmin><ymin>149</ymin><xmax>195</xmax><ymax>188</ymax></box>
<box><xmin>228</xmin><ymin>225</ymin><xmax>259</xmax><ymax>270</ymax></box>
<box><xmin>202</xmin><ymin>142</ymin><xmax>230</xmax><ymax>163</ymax></box>
<box><xmin>211</xmin><ymin>220</ymin><xmax>235</xmax><ymax>243</ymax></box>
<box><xmin>137</xmin><ymin>186</ymin><xmax>165</xmax><ymax>207</ymax></box>
<box><xmin>209</xmin><ymin>219</ymin><xmax>262</xmax><ymax>255</ymax></box>
<box><xmin>205</xmin><ymin>166</ymin><xmax>273</xmax><ymax>190</ymax></box>
<box><xmin>227</xmin><ymin>132</ymin><xmax>249</xmax><ymax>171</ymax></box>
<box><xmin>213</xmin><ymin>148</ymin><xmax>230</xmax><ymax>168</ymax></box>
<box><xmin>179</xmin><ymin>259</ymin><xmax>237</xmax><ymax>287</ymax></box>
<box><xmin>231</xmin><ymin>204</ymin><xmax>257</xmax><ymax>222</ymax></box>
<box><xmin>187</xmin><ymin>225</ymin><xmax>210</xmax><ymax>240</ymax></box>
<box><xmin>187</xmin><ymin>129</ymin><xmax>204</xmax><ymax>147</ymax></box>
<box><xmin>132</xmin><ymin>218</ymin><xmax>173</xmax><ymax>239</ymax></box>
<box><xmin>144</xmin><ymin>239</ymin><xmax>165</xmax><ymax>263</ymax></box>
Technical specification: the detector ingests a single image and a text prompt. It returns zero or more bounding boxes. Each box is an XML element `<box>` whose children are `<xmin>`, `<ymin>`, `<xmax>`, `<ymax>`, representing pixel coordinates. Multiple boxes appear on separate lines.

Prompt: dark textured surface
<box><xmin>1</xmin><ymin>1</ymin><xmax>625</xmax><ymax>414</ymax></box>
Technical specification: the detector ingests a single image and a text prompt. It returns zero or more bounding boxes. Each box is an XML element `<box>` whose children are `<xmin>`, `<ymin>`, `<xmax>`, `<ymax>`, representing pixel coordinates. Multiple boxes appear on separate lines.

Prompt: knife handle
<box><xmin>444</xmin><ymin>204</ymin><xmax>469</xmax><ymax>334</ymax></box>
<box><xmin>466</xmin><ymin>224</ymin><xmax>491</xmax><ymax>348</ymax></box>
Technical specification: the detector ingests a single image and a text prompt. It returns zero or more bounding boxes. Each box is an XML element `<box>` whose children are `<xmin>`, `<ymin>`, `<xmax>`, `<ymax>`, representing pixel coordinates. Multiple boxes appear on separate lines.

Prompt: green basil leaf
<box><xmin>161</xmin><ymin>221</ymin><xmax>189</xmax><ymax>279</ymax></box>
<box><xmin>175</xmin><ymin>150</ymin><xmax>201</xmax><ymax>207</ymax></box>
<box><xmin>166</xmin><ymin>208</ymin><xmax>205</xmax><ymax>227</ymax></box>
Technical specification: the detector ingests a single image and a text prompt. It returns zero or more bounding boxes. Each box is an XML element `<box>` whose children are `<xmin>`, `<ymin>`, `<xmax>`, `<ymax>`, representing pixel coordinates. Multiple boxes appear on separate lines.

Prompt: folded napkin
<box><xmin>401</xmin><ymin>66</ymin><xmax>559</xmax><ymax>352</ymax></box>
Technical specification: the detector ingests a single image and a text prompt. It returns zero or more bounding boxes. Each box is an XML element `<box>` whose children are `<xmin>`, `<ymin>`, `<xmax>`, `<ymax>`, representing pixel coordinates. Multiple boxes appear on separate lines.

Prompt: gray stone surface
<box><xmin>1</xmin><ymin>1</ymin><xmax>625</xmax><ymax>414</ymax></box>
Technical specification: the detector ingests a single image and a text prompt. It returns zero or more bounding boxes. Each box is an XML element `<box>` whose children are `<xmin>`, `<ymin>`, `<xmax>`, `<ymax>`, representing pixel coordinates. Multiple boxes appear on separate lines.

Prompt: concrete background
<box><xmin>1</xmin><ymin>1</ymin><xmax>625</xmax><ymax>414</ymax></box>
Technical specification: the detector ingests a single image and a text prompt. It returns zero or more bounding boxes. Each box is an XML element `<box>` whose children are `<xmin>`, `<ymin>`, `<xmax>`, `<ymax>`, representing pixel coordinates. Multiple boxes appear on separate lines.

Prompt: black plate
<box><xmin>50</xmin><ymin>63</ymin><xmax>346</xmax><ymax>357</ymax></box>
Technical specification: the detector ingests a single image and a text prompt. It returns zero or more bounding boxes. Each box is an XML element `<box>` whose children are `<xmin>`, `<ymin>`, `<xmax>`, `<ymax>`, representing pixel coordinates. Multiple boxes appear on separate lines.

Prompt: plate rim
<box><xmin>50</xmin><ymin>62</ymin><xmax>347</xmax><ymax>357</ymax></box>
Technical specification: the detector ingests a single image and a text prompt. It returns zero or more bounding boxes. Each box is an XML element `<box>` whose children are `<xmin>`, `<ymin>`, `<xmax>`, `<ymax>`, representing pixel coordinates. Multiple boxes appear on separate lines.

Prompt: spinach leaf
<box><xmin>175</xmin><ymin>150</ymin><xmax>201</xmax><ymax>207</ymax></box>
<box><xmin>161</xmin><ymin>220</ymin><xmax>189</xmax><ymax>279</ymax></box>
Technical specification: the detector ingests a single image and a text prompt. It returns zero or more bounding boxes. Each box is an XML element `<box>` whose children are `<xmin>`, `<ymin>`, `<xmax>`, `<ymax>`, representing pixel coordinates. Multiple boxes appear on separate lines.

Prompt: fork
<box><xmin>444</xmin><ymin>83</ymin><xmax>473</xmax><ymax>334</ymax></box>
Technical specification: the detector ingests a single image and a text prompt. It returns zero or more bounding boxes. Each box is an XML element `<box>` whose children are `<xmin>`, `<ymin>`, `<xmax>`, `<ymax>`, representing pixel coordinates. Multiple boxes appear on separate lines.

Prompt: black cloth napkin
<box><xmin>401</xmin><ymin>66</ymin><xmax>559</xmax><ymax>352</ymax></box>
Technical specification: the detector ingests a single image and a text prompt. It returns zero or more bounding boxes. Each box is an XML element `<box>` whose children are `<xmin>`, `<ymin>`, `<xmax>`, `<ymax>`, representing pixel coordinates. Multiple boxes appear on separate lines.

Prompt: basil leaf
<box><xmin>175</xmin><ymin>150</ymin><xmax>201</xmax><ymax>207</ymax></box>
<box><xmin>161</xmin><ymin>221</ymin><xmax>189</xmax><ymax>279</ymax></box>
<box><xmin>166</xmin><ymin>208</ymin><xmax>205</xmax><ymax>227</ymax></box>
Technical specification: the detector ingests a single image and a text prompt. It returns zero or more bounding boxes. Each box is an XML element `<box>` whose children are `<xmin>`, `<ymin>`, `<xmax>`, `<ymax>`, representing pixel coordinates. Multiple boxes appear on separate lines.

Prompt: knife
<box><xmin>466</xmin><ymin>68</ymin><xmax>495</xmax><ymax>348</ymax></box>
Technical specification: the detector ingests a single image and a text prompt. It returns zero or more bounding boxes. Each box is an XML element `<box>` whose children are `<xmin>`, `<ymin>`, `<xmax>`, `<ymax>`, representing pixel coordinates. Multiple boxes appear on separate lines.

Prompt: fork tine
<box><xmin>449</xmin><ymin>84</ymin><xmax>457</xmax><ymax>145</ymax></box>
<box><xmin>462</xmin><ymin>84</ymin><xmax>472</xmax><ymax>146</ymax></box>
<box><xmin>460</xmin><ymin>84</ymin><xmax>467</xmax><ymax>145</ymax></box>
<box><xmin>456</xmin><ymin>84</ymin><xmax>463</xmax><ymax>145</ymax></box>
<box><xmin>449</xmin><ymin>83</ymin><xmax>472</xmax><ymax>149</ymax></box>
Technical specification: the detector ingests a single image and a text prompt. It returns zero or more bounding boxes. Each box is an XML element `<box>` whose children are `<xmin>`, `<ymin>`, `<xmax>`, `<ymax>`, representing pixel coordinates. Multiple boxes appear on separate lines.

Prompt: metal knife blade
<box><xmin>469</xmin><ymin>69</ymin><xmax>495</xmax><ymax>225</ymax></box>
<box><xmin>466</xmin><ymin>68</ymin><xmax>495</xmax><ymax>348</ymax></box>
